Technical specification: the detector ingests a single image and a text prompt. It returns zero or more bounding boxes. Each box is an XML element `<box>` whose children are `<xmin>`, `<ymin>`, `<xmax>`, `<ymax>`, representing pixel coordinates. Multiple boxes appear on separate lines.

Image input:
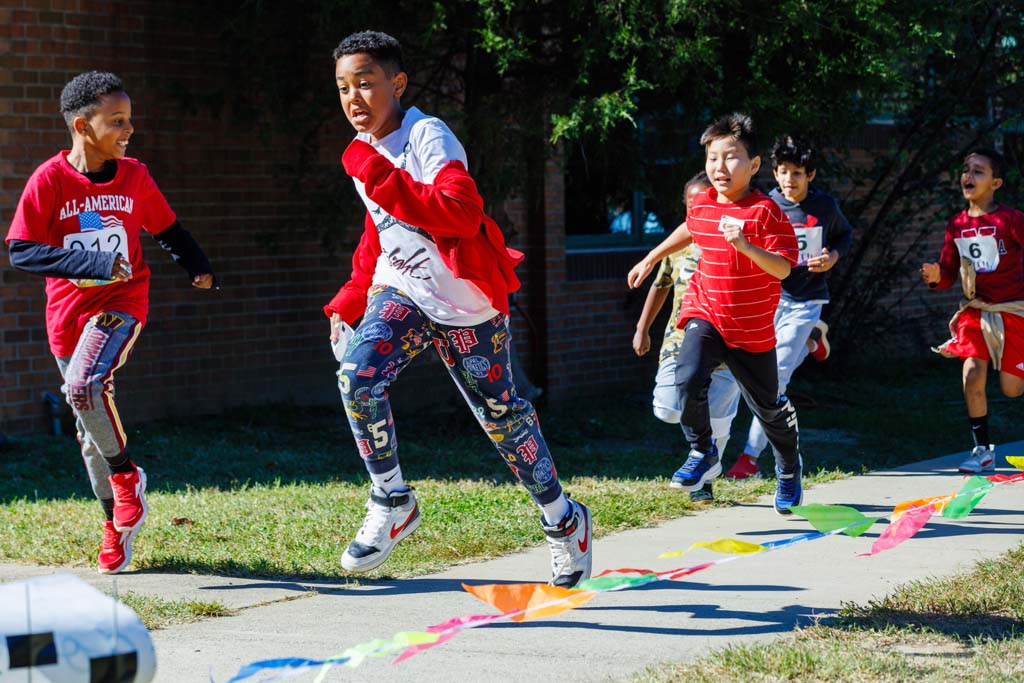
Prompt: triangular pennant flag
<box><xmin>859</xmin><ymin>504</ymin><xmax>933</xmax><ymax>556</ymax></box>
<box><xmin>592</xmin><ymin>567</ymin><xmax>655</xmax><ymax>578</ymax></box>
<box><xmin>392</xmin><ymin>615</ymin><xmax>497</xmax><ymax>664</ymax></box>
<box><xmin>658</xmin><ymin>538</ymin><xmax>766</xmax><ymax>558</ymax></box>
<box><xmin>986</xmin><ymin>472</ymin><xmax>1024</xmax><ymax>483</ymax></box>
<box><xmin>1005</xmin><ymin>456</ymin><xmax>1024</xmax><ymax>471</ymax></box>
<box><xmin>941</xmin><ymin>476</ymin><xmax>994</xmax><ymax>519</ymax></box>
<box><xmin>462</xmin><ymin>582</ymin><xmax>595</xmax><ymax>622</ymax></box>
<box><xmin>789</xmin><ymin>503</ymin><xmax>881</xmax><ymax>537</ymax></box>
<box><xmin>893</xmin><ymin>493</ymin><xmax>953</xmax><ymax>519</ymax></box>
<box><xmin>666</xmin><ymin>561</ymin><xmax>715</xmax><ymax>580</ymax></box>
<box><xmin>576</xmin><ymin>572</ymin><xmax>658</xmax><ymax>592</ymax></box>
<box><xmin>226</xmin><ymin>656</ymin><xmax>345</xmax><ymax>683</ymax></box>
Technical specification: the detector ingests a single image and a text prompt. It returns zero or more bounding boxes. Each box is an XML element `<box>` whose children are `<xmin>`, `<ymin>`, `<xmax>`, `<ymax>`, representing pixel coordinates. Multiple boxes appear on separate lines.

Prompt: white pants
<box><xmin>742</xmin><ymin>296</ymin><xmax>822</xmax><ymax>457</ymax></box>
<box><xmin>653</xmin><ymin>354</ymin><xmax>741</xmax><ymax>455</ymax></box>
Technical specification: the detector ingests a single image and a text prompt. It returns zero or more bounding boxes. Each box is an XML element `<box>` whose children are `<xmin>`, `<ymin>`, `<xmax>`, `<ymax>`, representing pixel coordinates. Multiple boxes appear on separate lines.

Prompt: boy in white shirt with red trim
<box><xmin>324</xmin><ymin>31</ymin><xmax>591</xmax><ymax>587</ymax></box>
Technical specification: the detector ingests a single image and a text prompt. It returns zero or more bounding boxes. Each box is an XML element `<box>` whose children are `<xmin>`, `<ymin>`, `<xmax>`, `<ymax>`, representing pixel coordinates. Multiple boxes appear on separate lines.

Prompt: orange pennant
<box><xmin>892</xmin><ymin>493</ymin><xmax>953</xmax><ymax>519</ymax></box>
<box><xmin>462</xmin><ymin>582</ymin><xmax>595</xmax><ymax>622</ymax></box>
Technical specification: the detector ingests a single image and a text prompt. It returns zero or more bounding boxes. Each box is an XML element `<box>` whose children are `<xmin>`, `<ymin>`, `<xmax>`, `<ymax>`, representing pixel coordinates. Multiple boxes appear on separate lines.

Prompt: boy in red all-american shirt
<box><xmin>921</xmin><ymin>148</ymin><xmax>1024</xmax><ymax>474</ymax></box>
<box><xmin>5</xmin><ymin>71</ymin><xmax>215</xmax><ymax>573</ymax></box>
<box><xmin>324</xmin><ymin>31</ymin><xmax>591</xmax><ymax>587</ymax></box>
<box><xmin>628</xmin><ymin>113</ymin><xmax>804</xmax><ymax>515</ymax></box>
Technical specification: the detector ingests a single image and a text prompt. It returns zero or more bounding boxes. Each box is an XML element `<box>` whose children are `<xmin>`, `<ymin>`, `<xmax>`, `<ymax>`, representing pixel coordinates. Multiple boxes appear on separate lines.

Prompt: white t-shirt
<box><xmin>354</xmin><ymin>107</ymin><xmax>498</xmax><ymax>326</ymax></box>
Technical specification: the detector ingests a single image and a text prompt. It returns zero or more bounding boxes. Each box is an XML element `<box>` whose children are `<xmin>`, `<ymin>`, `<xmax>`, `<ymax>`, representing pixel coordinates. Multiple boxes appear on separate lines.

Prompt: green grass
<box><xmin>116</xmin><ymin>592</ymin><xmax>234</xmax><ymax>630</ymax></box>
<box><xmin>631</xmin><ymin>544</ymin><xmax>1024</xmax><ymax>683</ymax></box>
<box><xmin>0</xmin><ymin>355</ymin><xmax>1020</xmax><ymax>580</ymax></box>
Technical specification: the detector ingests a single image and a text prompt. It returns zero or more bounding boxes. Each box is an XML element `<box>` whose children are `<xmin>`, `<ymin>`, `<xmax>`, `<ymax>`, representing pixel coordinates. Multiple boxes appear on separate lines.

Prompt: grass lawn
<box><xmin>633</xmin><ymin>543</ymin><xmax>1024</xmax><ymax>683</ymax></box>
<box><xmin>0</xmin><ymin>354</ymin><xmax>1021</xmax><ymax>580</ymax></box>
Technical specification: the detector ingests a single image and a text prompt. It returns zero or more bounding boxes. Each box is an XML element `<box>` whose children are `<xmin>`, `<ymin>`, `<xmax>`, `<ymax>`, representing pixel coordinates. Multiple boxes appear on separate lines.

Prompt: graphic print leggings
<box><xmin>55</xmin><ymin>310</ymin><xmax>143</xmax><ymax>501</ymax></box>
<box><xmin>338</xmin><ymin>285</ymin><xmax>563</xmax><ymax>506</ymax></box>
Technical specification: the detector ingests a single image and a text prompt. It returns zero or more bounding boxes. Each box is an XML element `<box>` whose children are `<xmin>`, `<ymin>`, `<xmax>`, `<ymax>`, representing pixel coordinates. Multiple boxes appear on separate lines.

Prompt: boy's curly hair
<box><xmin>700</xmin><ymin>113</ymin><xmax>757</xmax><ymax>158</ymax></box>
<box><xmin>332</xmin><ymin>31</ymin><xmax>404</xmax><ymax>75</ymax></box>
<box><xmin>771</xmin><ymin>135</ymin><xmax>816</xmax><ymax>174</ymax></box>
<box><xmin>60</xmin><ymin>71</ymin><xmax>125</xmax><ymax>128</ymax></box>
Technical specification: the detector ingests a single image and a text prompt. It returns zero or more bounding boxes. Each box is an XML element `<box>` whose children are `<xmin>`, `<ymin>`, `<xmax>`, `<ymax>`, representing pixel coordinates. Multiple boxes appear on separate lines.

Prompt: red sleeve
<box><xmin>138</xmin><ymin>164</ymin><xmax>177</xmax><ymax>233</ymax></box>
<box><xmin>323</xmin><ymin>212</ymin><xmax>380</xmax><ymax>324</ymax></box>
<box><xmin>5</xmin><ymin>167</ymin><xmax>56</xmax><ymax>245</ymax></box>
<box><xmin>933</xmin><ymin>219</ymin><xmax>960</xmax><ymax>291</ymax></box>
<box><xmin>342</xmin><ymin>139</ymin><xmax>484</xmax><ymax>239</ymax></box>
<box><xmin>760</xmin><ymin>201</ymin><xmax>799</xmax><ymax>266</ymax></box>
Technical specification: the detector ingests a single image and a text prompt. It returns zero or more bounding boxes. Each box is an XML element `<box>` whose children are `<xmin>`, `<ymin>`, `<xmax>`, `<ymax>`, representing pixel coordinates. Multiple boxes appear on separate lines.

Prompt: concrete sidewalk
<box><xmin>3</xmin><ymin>441</ymin><xmax>1023</xmax><ymax>682</ymax></box>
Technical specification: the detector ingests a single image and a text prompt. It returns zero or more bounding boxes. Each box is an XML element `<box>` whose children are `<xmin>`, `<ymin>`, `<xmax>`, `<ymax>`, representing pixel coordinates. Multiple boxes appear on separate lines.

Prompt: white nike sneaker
<box><xmin>542</xmin><ymin>498</ymin><xmax>592</xmax><ymax>588</ymax></box>
<box><xmin>341</xmin><ymin>487</ymin><xmax>420</xmax><ymax>572</ymax></box>
<box><xmin>958</xmin><ymin>444</ymin><xmax>995</xmax><ymax>474</ymax></box>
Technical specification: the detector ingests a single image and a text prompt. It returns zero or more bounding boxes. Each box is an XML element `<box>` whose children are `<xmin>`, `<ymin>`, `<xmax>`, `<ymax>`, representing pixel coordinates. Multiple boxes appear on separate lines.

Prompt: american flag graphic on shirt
<box><xmin>78</xmin><ymin>211</ymin><xmax>124</xmax><ymax>231</ymax></box>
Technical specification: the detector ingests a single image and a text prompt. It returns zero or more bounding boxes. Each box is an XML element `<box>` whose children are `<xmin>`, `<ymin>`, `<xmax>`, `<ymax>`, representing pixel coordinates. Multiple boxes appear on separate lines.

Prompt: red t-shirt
<box><xmin>678</xmin><ymin>187</ymin><xmax>798</xmax><ymax>352</ymax></box>
<box><xmin>5</xmin><ymin>151</ymin><xmax>176</xmax><ymax>356</ymax></box>
<box><xmin>934</xmin><ymin>204</ymin><xmax>1024</xmax><ymax>303</ymax></box>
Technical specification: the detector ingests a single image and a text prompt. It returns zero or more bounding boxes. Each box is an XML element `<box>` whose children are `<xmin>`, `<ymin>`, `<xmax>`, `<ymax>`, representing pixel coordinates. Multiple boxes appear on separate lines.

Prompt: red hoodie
<box><xmin>324</xmin><ymin>139</ymin><xmax>523</xmax><ymax>324</ymax></box>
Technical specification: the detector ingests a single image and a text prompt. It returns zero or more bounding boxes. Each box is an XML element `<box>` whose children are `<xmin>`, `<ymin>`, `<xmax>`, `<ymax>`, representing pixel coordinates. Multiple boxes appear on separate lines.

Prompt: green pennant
<box><xmin>789</xmin><ymin>503</ymin><xmax>881</xmax><ymax>537</ymax></box>
<box><xmin>576</xmin><ymin>572</ymin><xmax>658</xmax><ymax>592</ymax></box>
<box><xmin>942</xmin><ymin>476</ymin><xmax>994</xmax><ymax>519</ymax></box>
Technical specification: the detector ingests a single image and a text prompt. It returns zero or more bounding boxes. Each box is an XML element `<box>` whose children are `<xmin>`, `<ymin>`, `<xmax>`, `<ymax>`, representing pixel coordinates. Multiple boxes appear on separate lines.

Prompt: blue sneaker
<box><xmin>670</xmin><ymin>445</ymin><xmax>721</xmax><ymax>492</ymax></box>
<box><xmin>774</xmin><ymin>458</ymin><xmax>803</xmax><ymax>516</ymax></box>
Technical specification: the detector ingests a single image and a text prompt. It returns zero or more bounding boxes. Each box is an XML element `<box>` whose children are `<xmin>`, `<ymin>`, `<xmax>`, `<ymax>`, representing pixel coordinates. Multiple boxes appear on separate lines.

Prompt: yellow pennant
<box><xmin>658</xmin><ymin>538</ymin><xmax>766</xmax><ymax>558</ymax></box>
<box><xmin>1005</xmin><ymin>456</ymin><xmax>1024</xmax><ymax>471</ymax></box>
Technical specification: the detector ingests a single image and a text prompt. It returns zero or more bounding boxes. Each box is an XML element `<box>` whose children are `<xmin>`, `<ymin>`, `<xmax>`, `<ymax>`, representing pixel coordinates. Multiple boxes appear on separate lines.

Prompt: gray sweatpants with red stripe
<box><xmin>54</xmin><ymin>310</ymin><xmax>142</xmax><ymax>501</ymax></box>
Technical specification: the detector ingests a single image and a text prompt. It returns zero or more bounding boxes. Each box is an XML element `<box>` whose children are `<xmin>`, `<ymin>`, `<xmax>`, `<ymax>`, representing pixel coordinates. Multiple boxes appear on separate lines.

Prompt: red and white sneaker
<box><xmin>723</xmin><ymin>453</ymin><xmax>761</xmax><ymax>480</ymax></box>
<box><xmin>543</xmin><ymin>498</ymin><xmax>592</xmax><ymax>588</ymax></box>
<box><xmin>98</xmin><ymin>520</ymin><xmax>135</xmax><ymax>574</ymax></box>
<box><xmin>808</xmin><ymin>321</ymin><xmax>831</xmax><ymax>361</ymax></box>
<box><xmin>109</xmin><ymin>464</ymin><xmax>148</xmax><ymax>532</ymax></box>
<box><xmin>341</xmin><ymin>487</ymin><xmax>420</xmax><ymax>572</ymax></box>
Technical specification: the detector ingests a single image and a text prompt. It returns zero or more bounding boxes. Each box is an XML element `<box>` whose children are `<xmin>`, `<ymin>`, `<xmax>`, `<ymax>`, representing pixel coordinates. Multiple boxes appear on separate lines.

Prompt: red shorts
<box><xmin>943</xmin><ymin>308</ymin><xmax>1024</xmax><ymax>378</ymax></box>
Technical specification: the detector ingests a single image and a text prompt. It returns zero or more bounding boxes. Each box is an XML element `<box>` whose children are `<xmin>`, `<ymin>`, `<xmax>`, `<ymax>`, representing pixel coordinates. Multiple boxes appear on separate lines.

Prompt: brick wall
<box><xmin>0</xmin><ymin>1</ymin><xmax>375</xmax><ymax>434</ymax></box>
<box><xmin>0</xmin><ymin>3</ymin><xmax>975</xmax><ymax>434</ymax></box>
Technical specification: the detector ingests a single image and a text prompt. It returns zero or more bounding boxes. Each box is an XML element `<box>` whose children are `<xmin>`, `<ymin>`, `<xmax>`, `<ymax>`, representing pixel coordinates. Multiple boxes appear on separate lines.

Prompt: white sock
<box><xmin>370</xmin><ymin>465</ymin><xmax>405</xmax><ymax>494</ymax></box>
<box><xmin>540</xmin><ymin>494</ymin><xmax>571</xmax><ymax>527</ymax></box>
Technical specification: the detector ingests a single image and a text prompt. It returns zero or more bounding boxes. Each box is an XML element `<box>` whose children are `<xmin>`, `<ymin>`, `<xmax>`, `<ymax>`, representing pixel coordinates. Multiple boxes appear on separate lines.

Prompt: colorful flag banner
<box><xmin>223</xmin><ymin>456</ymin><xmax>1024</xmax><ymax>682</ymax></box>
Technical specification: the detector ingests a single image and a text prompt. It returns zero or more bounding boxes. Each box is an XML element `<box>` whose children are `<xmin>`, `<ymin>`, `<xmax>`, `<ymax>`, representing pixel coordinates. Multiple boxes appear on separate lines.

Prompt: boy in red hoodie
<box><xmin>324</xmin><ymin>31</ymin><xmax>591</xmax><ymax>587</ymax></box>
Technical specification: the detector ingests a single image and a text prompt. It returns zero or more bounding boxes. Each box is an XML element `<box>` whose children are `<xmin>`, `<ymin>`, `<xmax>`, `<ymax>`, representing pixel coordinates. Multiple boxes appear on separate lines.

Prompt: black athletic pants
<box><xmin>674</xmin><ymin>317</ymin><xmax>799</xmax><ymax>471</ymax></box>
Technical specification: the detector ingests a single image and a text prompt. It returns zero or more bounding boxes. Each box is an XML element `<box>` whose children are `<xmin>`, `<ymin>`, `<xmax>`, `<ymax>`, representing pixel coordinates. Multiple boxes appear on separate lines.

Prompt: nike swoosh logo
<box><xmin>390</xmin><ymin>505</ymin><xmax>418</xmax><ymax>539</ymax></box>
<box><xmin>577</xmin><ymin>511</ymin><xmax>590</xmax><ymax>553</ymax></box>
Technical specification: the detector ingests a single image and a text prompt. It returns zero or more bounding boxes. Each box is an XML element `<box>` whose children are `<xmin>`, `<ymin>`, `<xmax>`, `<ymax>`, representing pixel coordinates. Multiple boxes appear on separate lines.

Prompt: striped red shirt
<box><xmin>678</xmin><ymin>187</ymin><xmax>798</xmax><ymax>352</ymax></box>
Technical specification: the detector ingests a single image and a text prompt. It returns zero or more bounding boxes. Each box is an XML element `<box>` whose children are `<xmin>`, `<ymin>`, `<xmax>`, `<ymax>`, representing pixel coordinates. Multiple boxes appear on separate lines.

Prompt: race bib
<box><xmin>717</xmin><ymin>215</ymin><xmax>745</xmax><ymax>233</ymax></box>
<box><xmin>63</xmin><ymin>226</ymin><xmax>129</xmax><ymax>287</ymax></box>
<box><xmin>954</xmin><ymin>226</ymin><xmax>1000</xmax><ymax>273</ymax></box>
<box><xmin>795</xmin><ymin>226</ymin><xmax>823</xmax><ymax>266</ymax></box>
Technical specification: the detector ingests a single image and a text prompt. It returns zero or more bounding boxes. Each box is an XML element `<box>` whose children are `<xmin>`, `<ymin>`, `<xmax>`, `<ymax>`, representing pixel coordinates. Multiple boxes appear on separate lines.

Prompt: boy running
<box><xmin>921</xmin><ymin>148</ymin><xmax>1024</xmax><ymax>473</ymax></box>
<box><xmin>324</xmin><ymin>31</ymin><xmax>591</xmax><ymax>586</ymax></box>
<box><xmin>632</xmin><ymin>172</ymin><xmax>740</xmax><ymax>502</ymax></box>
<box><xmin>5</xmin><ymin>71</ymin><xmax>215</xmax><ymax>573</ymax></box>
<box><xmin>724</xmin><ymin>136</ymin><xmax>852</xmax><ymax>479</ymax></box>
<box><xmin>627</xmin><ymin>113</ymin><xmax>804</xmax><ymax>515</ymax></box>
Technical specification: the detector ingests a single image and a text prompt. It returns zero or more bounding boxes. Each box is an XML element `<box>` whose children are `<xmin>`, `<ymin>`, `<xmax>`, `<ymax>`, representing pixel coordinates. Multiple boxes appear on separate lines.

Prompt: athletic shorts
<box><xmin>943</xmin><ymin>307</ymin><xmax>1024</xmax><ymax>378</ymax></box>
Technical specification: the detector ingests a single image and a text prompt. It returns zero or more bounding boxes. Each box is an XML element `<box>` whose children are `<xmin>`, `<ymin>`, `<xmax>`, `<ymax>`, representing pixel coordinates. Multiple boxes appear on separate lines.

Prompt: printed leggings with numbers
<box><xmin>338</xmin><ymin>285</ymin><xmax>564</xmax><ymax>505</ymax></box>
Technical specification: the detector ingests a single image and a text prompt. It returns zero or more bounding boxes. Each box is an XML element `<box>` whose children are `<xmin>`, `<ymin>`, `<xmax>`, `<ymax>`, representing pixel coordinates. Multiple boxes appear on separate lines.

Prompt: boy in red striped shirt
<box><xmin>628</xmin><ymin>113</ymin><xmax>805</xmax><ymax>514</ymax></box>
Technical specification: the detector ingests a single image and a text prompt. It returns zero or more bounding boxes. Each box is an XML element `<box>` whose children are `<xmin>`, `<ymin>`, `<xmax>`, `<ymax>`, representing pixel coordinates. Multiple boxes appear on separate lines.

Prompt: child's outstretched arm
<box><xmin>151</xmin><ymin>221</ymin><xmax>215</xmax><ymax>289</ymax></box>
<box><xmin>921</xmin><ymin>224</ymin><xmax>959</xmax><ymax>290</ymax></box>
<box><xmin>324</xmin><ymin>213</ymin><xmax>381</xmax><ymax>325</ymax></box>
<box><xmin>633</xmin><ymin>278</ymin><xmax>671</xmax><ymax>356</ymax></box>
<box><xmin>627</xmin><ymin>222</ymin><xmax>692</xmax><ymax>288</ymax></box>
<box><xmin>342</xmin><ymin>140</ymin><xmax>484</xmax><ymax>239</ymax></box>
<box><xmin>7</xmin><ymin>239</ymin><xmax>130</xmax><ymax>281</ymax></box>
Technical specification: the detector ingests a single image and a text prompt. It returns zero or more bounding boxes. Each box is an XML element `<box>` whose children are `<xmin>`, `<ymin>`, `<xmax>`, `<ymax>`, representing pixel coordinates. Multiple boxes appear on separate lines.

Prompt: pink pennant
<box><xmin>859</xmin><ymin>504</ymin><xmax>933</xmax><ymax>556</ymax></box>
<box><xmin>666</xmin><ymin>561</ymin><xmax>715</xmax><ymax>580</ymax></box>
<box><xmin>393</xmin><ymin>614</ymin><xmax>499</xmax><ymax>664</ymax></box>
<box><xmin>986</xmin><ymin>473</ymin><xmax>1024</xmax><ymax>484</ymax></box>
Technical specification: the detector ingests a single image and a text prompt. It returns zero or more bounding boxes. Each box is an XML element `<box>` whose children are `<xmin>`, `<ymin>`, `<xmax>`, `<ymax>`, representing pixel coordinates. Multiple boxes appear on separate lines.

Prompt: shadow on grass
<box><xmin>836</xmin><ymin>609</ymin><xmax>1024</xmax><ymax>641</ymax></box>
